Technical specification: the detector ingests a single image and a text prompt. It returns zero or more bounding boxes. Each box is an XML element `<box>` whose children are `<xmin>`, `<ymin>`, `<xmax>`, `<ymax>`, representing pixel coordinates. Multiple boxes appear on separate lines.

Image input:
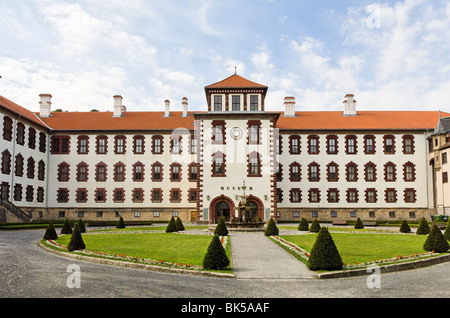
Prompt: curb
<box><xmin>317</xmin><ymin>253</ymin><xmax>450</xmax><ymax>279</ymax></box>
<box><xmin>37</xmin><ymin>241</ymin><xmax>235</xmax><ymax>279</ymax></box>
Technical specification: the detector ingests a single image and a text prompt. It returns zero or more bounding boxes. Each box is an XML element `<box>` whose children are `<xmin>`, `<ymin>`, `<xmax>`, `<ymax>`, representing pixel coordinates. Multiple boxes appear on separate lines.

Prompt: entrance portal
<box><xmin>215</xmin><ymin>201</ymin><xmax>230</xmax><ymax>222</ymax></box>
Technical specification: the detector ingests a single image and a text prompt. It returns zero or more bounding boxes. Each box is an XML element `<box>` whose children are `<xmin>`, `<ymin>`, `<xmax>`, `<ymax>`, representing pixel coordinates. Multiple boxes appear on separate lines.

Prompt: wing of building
<box><xmin>0</xmin><ymin>74</ymin><xmax>449</xmax><ymax>223</ymax></box>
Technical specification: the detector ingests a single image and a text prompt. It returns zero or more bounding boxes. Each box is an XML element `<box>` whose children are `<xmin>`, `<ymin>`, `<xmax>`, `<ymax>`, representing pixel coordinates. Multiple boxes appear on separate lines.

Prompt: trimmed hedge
<box><xmin>214</xmin><ymin>216</ymin><xmax>228</xmax><ymax>236</ymax></box>
<box><xmin>165</xmin><ymin>217</ymin><xmax>178</xmax><ymax>233</ymax></box>
<box><xmin>116</xmin><ymin>217</ymin><xmax>126</xmax><ymax>229</ymax></box>
<box><xmin>67</xmin><ymin>224</ymin><xmax>86</xmax><ymax>252</ymax></box>
<box><xmin>264</xmin><ymin>218</ymin><xmax>279</xmax><ymax>236</ymax></box>
<box><xmin>309</xmin><ymin>219</ymin><xmax>321</xmax><ymax>233</ymax></box>
<box><xmin>423</xmin><ymin>225</ymin><xmax>450</xmax><ymax>253</ymax></box>
<box><xmin>308</xmin><ymin>227</ymin><xmax>343</xmax><ymax>271</ymax></box>
<box><xmin>416</xmin><ymin>217</ymin><xmax>430</xmax><ymax>235</ymax></box>
<box><xmin>298</xmin><ymin>218</ymin><xmax>309</xmax><ymax>231</ymax></box>
<box><xmin>176</xmin><ymin>217</ymin><xmax>185</xmax><ymax>231</ymax></box>
<box><xmin>43</xmin><ymin>222</ymin><xmax>58</xmax><ymax>240</ymax></box>
<box><xmin>399</xmin><ymin>220</ymin><xmax>411</xmax><ymax>233</ymax></box>
<box><xmin>60</xmin><ymin>218</ymin><xmax>72</xmax><ymax>235</ymax></box>
<box><xmin>202</xmin><ymin>235</ymin><xmax>229</xmax><ymax>270</ymax></box>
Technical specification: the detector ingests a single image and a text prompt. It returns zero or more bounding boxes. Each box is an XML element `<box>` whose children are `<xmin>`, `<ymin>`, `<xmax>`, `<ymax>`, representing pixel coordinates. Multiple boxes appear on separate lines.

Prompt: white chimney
<box><xmin>343</xmin><ymin>94</ymin><xmax>357</xmax><ymax>116</ymax></box>
<box><xmin>182</xmin><ymin>97</ymin><xmax>188</xmax><ymax>117</ymax></box>
<box><xmin>164</xmin><ymin>99</ymin><xmax>171</xmax><ymax>117</ymax></box>
<box><xmin>113</xmin><ymin>95</ymin><xmax>124</xmax><ymax>117</ymax></box>
<box><xmin>39</xmin><ymin>94</ymin><xmax>52</xmax><ymax>118</ymax></box>
<box><xmin>284</xmin><ymin>96</ymin><xmax>296</xmax><ymax>117</ymax></box>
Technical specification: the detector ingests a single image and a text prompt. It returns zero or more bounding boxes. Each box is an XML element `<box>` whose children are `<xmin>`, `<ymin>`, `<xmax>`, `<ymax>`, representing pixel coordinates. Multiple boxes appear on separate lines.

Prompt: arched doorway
<box><xmin>209</xmin><ymin>196</ymin><xmax>235</xmax><ymax>224</ymax></box>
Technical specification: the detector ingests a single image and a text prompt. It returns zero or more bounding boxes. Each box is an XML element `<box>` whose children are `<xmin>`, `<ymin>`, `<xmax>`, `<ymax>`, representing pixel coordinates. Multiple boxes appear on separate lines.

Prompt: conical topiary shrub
<box><xmin>67</xmin><ymin>223</ymin><xmax>86</xmax><ymax>252</ymax></box>
<box><xmin>354</xmin><ymin>217</ymin><xmax>364</xmax><ymax>229</ymax></box>
<box><xmin>202</xmin><ymin>235</ymin><xmax>229</xmax><ymax>270</ymax></box>
<box><xmin>175</xmin><ymin>217</ymin><xmax>185</xmax><ymax>231</ymax></box>
<box><xmin>298</xmin><ymin>218</ymin><xmax>309</xmax><ymax>231</ymax></box>
<box><xmin>214</xmin><ymin>216</ymin><xmax>228</xmax><ymax>236</ymax></box>
<box><xmin>60</xmin><ymin>218</ymin><xmax>72</xmax><ymax>235</ymax></box>
<box><xmin>308</xmin><ymin>227</ymin><xmax>343</xmax><ymax>271</ymax></box>
<box><xmin>77</xmin><ymin>219</ymin><xmax>86</xmax><ymax>233</ymax></box>
<box><xmin>264</xmin><ymin>218</ymin><xmax>279</xmax><ymax>236</ymax></box>
<box><xmin>416</xmin><ymin>217</ymin><xmax>430</xmax><ymax>235</ymax></box>
<box><xmin>423</xmin><ymin>224</ymin><xmax>450</xmax><ymax>253</ymax></box>
<box><xmin>116</xmin><ymin>217</ymin><xmax>126</xmax><ymax>229</ymax></box>
<box><xmin>43</xmin><ymin>222</ymin><xmax>58</xmax><ymax>240</ymax></box>
<box><xmin>444</xmin><ymin>220</ymin><xmax>450</xmax><ymax>241</ymax></box>
<box><xmin>399</xmin><ymin>220</ymin><xmax>411</xmax><ymax>233</ymax></box>
<box><xmin>166</xmin><ymin>217</ymin><xmax>178</xmax><ymax>233</ymax></box>
<box><xmin>309</xmin><ymin>219</ymin><xmax>321</xmax><ymax>233</ymax></box>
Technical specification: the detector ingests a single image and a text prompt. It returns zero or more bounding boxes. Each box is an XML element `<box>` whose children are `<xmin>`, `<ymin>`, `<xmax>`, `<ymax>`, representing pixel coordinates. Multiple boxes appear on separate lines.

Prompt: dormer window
<box><xmin>232</xmin><ymin>96</ymin><xmax>240</xmax><ymax>111</ymax></box>
<box><xmin>250</xmin><ymin>95</ymin><xmax>259</xmax><ymax>111</ymax></box>
<box><xmin>214</xmin><ymin>96</ymin><xmax>222</xmax><ymax>111</ymax></box>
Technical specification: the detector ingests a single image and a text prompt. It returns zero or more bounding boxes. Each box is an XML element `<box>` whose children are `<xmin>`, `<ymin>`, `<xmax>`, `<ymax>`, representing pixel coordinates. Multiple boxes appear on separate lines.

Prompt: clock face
<box><xmin>230</xmin><ymin>127</ymin><xmax>242</xmax><ymax>140</ymax></box>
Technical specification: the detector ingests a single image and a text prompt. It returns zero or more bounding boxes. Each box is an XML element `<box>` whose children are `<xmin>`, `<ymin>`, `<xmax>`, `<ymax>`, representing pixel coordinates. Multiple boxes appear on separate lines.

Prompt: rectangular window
<box><xmin>153</xmin><ymin>137</ymin><xmax>163</xmax><ymax>154</ymax></box>
<box><xmin>171</xmin><ymin>165</ymin><xmax>180</xmax><ymax>181</ymax></box>
<box><xmin>97</xmin><ymin>136</ymin><xmax>107</xmax><ymax>154</ymax></box>
<box><xmin>213</xmin><ymin>124</ymin><xmax>224</xmax><ymax>144</ymax></box>
<box><xmin>331</xmin><ymin>211</ymin><xmax>337</xmax><ymax>218</ymax></box>
<box><xmin>153</xmin><ymin>165</ymin><xmax>162</xmax><ymax>181</ymax></box>
<box><xmin>78</xmin><ymin>136</ymin><xmax>88</xmax><ymax>154</ymax></box>
<box><xmin>134</xmin><ymin>136</ymin><xmax>144</xmax><ymax>154</ymax></box>
<box><xmin>249</xmin><ymin>125</ymin><xmax>259</xmax><ymax>144</ymax></box>
<box><xmin>214</xmin><ymin>95</ymin><xmax>222</xmax><ymax>111</ymax></box>
<box><xmin>189</xmin><ymin>164</ymin><xmax>198</xmax><ymax>181</ymax></box>
<box><xmin>250</xmin><ymin>95</ymin><xmax>258</xmax><ymax>111</ymax></box>
<box><xmin>52</xmin><ymin>136</ymin><xmax>70</xmax><ymax>154</ymax></box>
<box><xmin>249</xmin><ymin>156</ymin><xmax>259</xmax><ymax>175</ymax></box>
<box><xmin>293</xmin><ymin>211</ymin><xmax>299</xmax><ymax>218</ymax></box>
<box><xmin>189</xmin><ymin>189</ymin><xmax>197</xmax><ymax>202</ymax></box>
<box><xmin>115</xmin><ymin>136</ymin><xmax>125</xmax><ymax>154</ymax></box>
<box><xmin>214</xmin><ymin>157</ymin><xmax>224</xmax><ymax>175</ymax></box>
<box><xmin>443</xmin><ymin>172</ymin><xmax>448</xmax><ymax>183</ymax></box>
<box><xmin>114</xmin><ymin>189</ymin><xmax>124</xmax><ymax>202</ymax></box>
<box><xmin>152</xmin><ymin>189</ymin><xmax>162</xmax><ymax>202</ymax></box>
<box><xmin>232</xmin><ymin>95</ymin><xmax>240</xmax><ymax>111</ymax></box>
<box><xmin>134</xmin><ymin>211</ymin><xmax>141</xmax><ymax>218</ymax></box>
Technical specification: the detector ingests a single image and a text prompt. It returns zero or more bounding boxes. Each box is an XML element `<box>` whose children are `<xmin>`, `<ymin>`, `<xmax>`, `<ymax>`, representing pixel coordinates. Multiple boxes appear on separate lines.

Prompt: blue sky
<box><xmin>1</xmin><ymin>0</ymin><xmax>450</xmax><ymax>113</ymax></box>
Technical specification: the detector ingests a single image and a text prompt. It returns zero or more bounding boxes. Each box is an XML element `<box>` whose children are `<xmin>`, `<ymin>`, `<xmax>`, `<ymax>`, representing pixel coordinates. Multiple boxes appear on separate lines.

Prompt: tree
<box><xmin>416</xmin><ymin>217</ymin><xmax>430</xmax><ymax>235</ymax></box>
<box><xmin>214</xmin><ymin>216</ymin><xmax>228</xmax><ymax>236</ymax></box>
<box><xmin>67</xmin><ymin>223</ymin><xmax>86</xmax><ymax>252</ymax></box>
<box><xmin>61</xmin><ymin>218</ymin><xmax>72</xmax><ymax>235</ymax></box>
<box><xmin>310</xmin><ymin>219</ymin><xmax>321</xmax><ymax>233</ymax></box>
<box><xmin>308</xmin><ymin>227</ymin><xmax>343</xmax><ymax>271</ymax></box>
<box><xmin>399</xmin><ymin>220</ymin><xmax>411</xmax><ymax>233</ymax></box>
<box><xmin>175</xmin><ymin>217</ymin><xmax>185</xmax><ymax>231</ymax></box>
<box><xmin>264</xmin><ymin>218</ymin><xmax>279</xmax><ymax>236</ymax></box>
<box><xmin>202</xmin><ymin>235</ymin><xmax>229</xmax><ymax>270</ymax></box>
<box><xmin>77</xmin><ymin>219</ymin><xmax>86</xmax><ymax>233</ymax></box>
<box><xmin>444</xmin><ymin>219</ymin><xmax>450</xmax><ymax>241</ymax></box>
<box><xmin>166</xmin><ymin>217</ymin><xmax>178</xmax><ymax>233</ymax></box>
<box><xmin>423</xmin><ymin>225</ymin><xmax>450</xmax><ymax>253</ymax></box>
<box><xmin>354</xmin><ymin>217</ymin><xmax>364</xmax><ymax>229</ymax></box>
<box><xmin>43</xmin><ymin>222</ymin><xmax>58</xmax><ymax>240</ymax></box>
<box><xmin>116</xmin><ymin>217</ymin><xmax>126</xmax><ymax>229</ymax></box>
<box><xmin>298</xmin><ymin>218</ymin><xmax>309</xmax><ymax>231</ymax></box>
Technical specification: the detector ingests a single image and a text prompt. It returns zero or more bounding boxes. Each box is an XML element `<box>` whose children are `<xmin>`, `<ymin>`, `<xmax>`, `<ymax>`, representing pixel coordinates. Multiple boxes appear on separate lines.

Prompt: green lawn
<box><xmin>56</xmin><ymin>232</ymin><xmax>219</xmax><ymax>267</ymax></box>
<box><xmin>280</xmin><ymin>233</ymin><xmax>429</xmax><ymax>265</ymax></box>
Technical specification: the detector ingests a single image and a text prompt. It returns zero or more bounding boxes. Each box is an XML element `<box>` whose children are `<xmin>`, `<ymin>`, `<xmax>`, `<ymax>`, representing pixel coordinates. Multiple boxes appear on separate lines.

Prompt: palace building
<box><xmin>0</xmin><ymin>73</ymin><xmax>449</xmax><ymax>224</ymax></box>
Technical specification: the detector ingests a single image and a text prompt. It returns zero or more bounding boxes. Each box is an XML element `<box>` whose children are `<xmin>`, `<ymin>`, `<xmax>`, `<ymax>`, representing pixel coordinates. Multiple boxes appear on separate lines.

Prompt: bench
<box><xmin>332</xmin><ymin>221</ymin><xmax>347</xmax><ymax>226</ymax></box>
<box><xmin>363</xmin><ymin>222</ymin><xmax>377</xmax><ymax>227</ymax></box>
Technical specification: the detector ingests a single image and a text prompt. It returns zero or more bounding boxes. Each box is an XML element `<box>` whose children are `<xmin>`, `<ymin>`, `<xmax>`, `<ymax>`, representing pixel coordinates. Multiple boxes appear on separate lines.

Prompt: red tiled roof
<box><xmin>276</xmin><ymin>111</ymin><xmax>448</xmax><ymax>131</ymax></box>
<box><xmin>37</xmin><ymin>111</ymin><xmax>200</xmax><ymax>131</ymax></box>
<box><xmin>205</xmin><ymin>74</ymin><xmax>268</xmax><ymax>89</ymax></box>
<box><xmin>0</xmin><ymin>95</ymin><xmax>48</xmax><ymax>128</ymax></box>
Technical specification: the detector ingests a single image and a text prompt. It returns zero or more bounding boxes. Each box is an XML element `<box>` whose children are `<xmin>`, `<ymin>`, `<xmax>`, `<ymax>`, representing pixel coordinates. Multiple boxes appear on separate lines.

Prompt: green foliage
<box><xmin>165</xmin><ymin>217</ymin><xmax>178</xmax><ymax>233</ymax></box>
<box><xmin>67</xmin><ymin>224</ymin><xmax>86</xmax><ymax>252</ymax></box>
<box><xmin>309</xmin><ymin>219</ymin><xmax>321</xmax><ymax>233</ymax></box>
<box><xmin>257</xmin><ymin>216</ymin><xmax>263</xmax><ymax>222</ymax></box>
<box><xmin>202</xmin><ymin>235</ymin><xmax>230</xmax><ymax>270</ymax></box>
<box><xmin>354</xmin><ymin>217</ymin><xmax>364</xmax><ymax>229</ymax></box>
<box><xmin>399</xmin><ymin>220</ymin><xmax>411</xmax><ymax>233</ymax></box>
<box><xmin>298</xmin><ymin>218</ymin><xmax>309</xmax><ymax>231</ymax></box>
<box><xmin>60</xmin><ymin>218</ymin><xmax>72</xmax><ymax>235</ymax></box>
<box><xmin>214</xmin><ymin>216</ymin><xmax>228</xmax><ymax>236</ymax></box>
<box><xmin>43</xmin><ymin>222</ymin><xmax>58</xmax><ymax>240</ymax></box>
<box><xmin>77</xmin><ymin>219</ymin><xmax>86</xmax><ymax>233</ymax></box>
<box><xmin>116</xmin><ymin>217</ymin><xmax>126</xmax><ymax>229</ymax></box>
<box><xmin>423</xmin><ymin>225</ymin><xmax>450</xmax><ymax>253</ymax></box>
<box><xmin>264</xmin><ymin>218</ymin><xmax>279</xmax><ymax>236</ymax></box>
<box><xmin>175</xmin><ymin>217</ymin><xmax>185</xmax><ymax>231</ymax></box>
<box><xmin>308</xmin><ymin>227</ymin><xmax>343</xmax><ymax>271</ymax></box>
<box><xmin>416</xmin><ymin>217</ymin><xmax>430</xmax><ymax>235</ymax></box>
<box><xmin>444</xmin><ymin>220</ymin><xmax>450</xmax><ymax>241</ymax></box>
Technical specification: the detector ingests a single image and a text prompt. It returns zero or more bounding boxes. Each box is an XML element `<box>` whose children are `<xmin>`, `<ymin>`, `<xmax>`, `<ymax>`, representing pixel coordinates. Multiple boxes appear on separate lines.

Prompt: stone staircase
<box><xmin>0</xmin><ymin>199</ymin><xmax>31</xmax><ymax>222</ymax></box>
